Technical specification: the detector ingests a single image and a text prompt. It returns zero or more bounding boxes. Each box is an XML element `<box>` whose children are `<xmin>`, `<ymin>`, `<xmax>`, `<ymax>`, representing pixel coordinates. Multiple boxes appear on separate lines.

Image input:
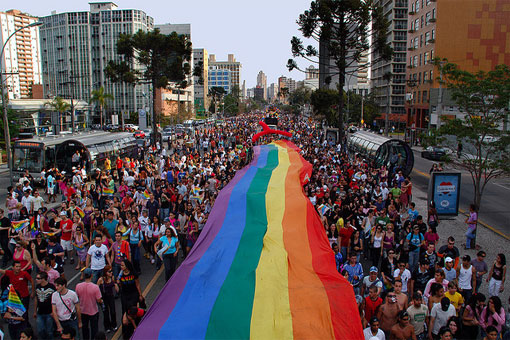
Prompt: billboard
<box><xmin>428</xmin><ymin>172</ymin><xmax>461</xmax><ymax>216</ymax></box>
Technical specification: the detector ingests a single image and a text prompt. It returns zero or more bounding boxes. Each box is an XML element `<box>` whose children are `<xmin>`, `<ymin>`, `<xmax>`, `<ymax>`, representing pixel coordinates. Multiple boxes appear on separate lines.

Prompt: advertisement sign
<box><xmin>428</xmin><ymin>172</ymin><xmax>461</xmax><ymax>216</ymax></box>
<box><xmin>138</xmin><ymin>109</ymin><xmax>147</xmax><ymax>130</ymax></box>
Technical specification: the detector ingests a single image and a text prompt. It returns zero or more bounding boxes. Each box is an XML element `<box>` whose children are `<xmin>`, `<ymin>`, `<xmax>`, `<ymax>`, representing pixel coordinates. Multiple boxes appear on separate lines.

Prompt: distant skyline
<box><xmin>6</xmin><ymin>0</ymin><xmax>315</xmax><ymax>88</ymax></box>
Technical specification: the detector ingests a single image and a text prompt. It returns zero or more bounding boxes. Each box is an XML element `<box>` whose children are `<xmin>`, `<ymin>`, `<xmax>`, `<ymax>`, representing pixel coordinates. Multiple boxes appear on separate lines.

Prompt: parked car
<box><xmin>421</xmin><ymin>146</ymin><xmax>448</xmax><ymax>161</ymax></box>
<box><xmin>134</xmin><ymin>130</ymin><xmax>145</xmax><ymax>139</ymax></box>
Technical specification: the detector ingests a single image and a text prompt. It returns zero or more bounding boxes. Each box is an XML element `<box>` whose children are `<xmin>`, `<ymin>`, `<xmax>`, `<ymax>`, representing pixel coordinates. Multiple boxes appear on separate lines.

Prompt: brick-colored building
<box><xmin>406</xmin><ymin>0</ymin><xmax>510</xmax><ymax>129</ymax></box>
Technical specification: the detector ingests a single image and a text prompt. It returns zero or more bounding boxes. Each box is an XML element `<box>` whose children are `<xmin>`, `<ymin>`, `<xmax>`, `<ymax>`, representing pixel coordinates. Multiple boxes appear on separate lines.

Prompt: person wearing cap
<box><xmin>75</xmin><ymin>268</ymin><xmax>103</xmax><ymax>340</ymax></box>
<box><xmin>390</xmin><ymin>310</ymin><xmax>416</xmax><ymax>340</ymax></box>
<box><xmin>442</xmin><ymin>257</ymin><xmax>457</xmax><ymax>283</ymax></box>
<box><xmin>363</xmin><ymin>316</ymin><xmax>385</xmax><ymax>340</ymax></box>
<box><xmin>362</xmin><ymin>266</ymin><xmax>383</xmax><ymax>298</ymax></box>
<box><xmin>429</xmin><ymin>297</ymin><xmax>456</xmax><ymax>339</ymax></box>
<box><xmin>406</xmin><ymin>293</ymin><xmax>428</xmax><ymax>340</ymax></box>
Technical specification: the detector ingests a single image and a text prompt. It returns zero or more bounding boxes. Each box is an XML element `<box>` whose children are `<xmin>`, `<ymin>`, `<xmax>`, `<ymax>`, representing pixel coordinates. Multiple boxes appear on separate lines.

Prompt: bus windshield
<box><xmin>13</xmin><ymin>147</ymin><xmax>44</xmax><ymax>172</ymax></box>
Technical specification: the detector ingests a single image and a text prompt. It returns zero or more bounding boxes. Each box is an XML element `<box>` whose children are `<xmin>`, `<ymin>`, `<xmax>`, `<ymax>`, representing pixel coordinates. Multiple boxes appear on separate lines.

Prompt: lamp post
<box><xmin>1</xmin><ymin>21</ymin><xmax>43</xmax><ymax>185</ymax></box>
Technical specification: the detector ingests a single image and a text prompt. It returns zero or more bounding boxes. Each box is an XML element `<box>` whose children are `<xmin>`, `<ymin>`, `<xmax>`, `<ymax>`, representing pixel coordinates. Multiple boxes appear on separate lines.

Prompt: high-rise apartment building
<box><xmin>371</xmin><ymin>0</ymin><xmax>408</xmax><ymax>123</ymax></box>
<box><xmin>406</xmin><ymin>0</ymin><xmax>510</xmax><ymax>129</ymax></box>
<box><xmin>208</xmin><ymin>54</ymin><xmax>241</xmax><ymax>93</ymax></box>
<box><xmin>303</xmin><ymin>65</ymin><xmax>319</xmax><ymax>90</ymax></box>
<box><xmin>267</xmin><ymin>83</ymin><xmax>278</xmax><ymax>102</ymax></box>
<box><xmin>256</xmin><ymin>71</ymin><xmax>267</xmax><ymax>100</ymax></box>
<box><xmin>193</xmin><ymin>48</ymin><xmax>208</xmax><ymax>115</ymax></box>
<box><xmin>39</xmin><ymin>2</ymin><xmax>154</xmax><ymax>121</ymax></box>
<box><xmin>0</xmin><ymin>10</ymin><xmax>42</xmax><ymax>99</ymax></box>
<box><xmin>208</xmin><ymin>67</ymin><xmax>231</xmax><ymax>93</ymax></box>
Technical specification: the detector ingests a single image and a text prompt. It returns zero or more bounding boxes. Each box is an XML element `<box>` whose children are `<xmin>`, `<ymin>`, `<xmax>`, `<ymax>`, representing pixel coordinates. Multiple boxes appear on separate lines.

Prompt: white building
<box><xmin>193</xmin><ymin>48</ymin><xmax>208</xmax><ymax>114</ymax></box>
<box><xmin>39</xmin><ymin>2</ymin><xmax>154</xmax><ymax>122</ymax></box>
<box><xmin>0</xmin><ymin>10</ymin><xmax>42</xmax><ymax>99</ymax></box>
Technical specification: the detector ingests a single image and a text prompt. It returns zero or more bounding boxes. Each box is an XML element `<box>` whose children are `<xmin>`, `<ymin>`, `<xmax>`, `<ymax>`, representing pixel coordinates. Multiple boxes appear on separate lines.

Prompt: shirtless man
<box><xmin>377</xmin><ymin>291</ymin><xmax>401</xmax><ymax>337</ymax></box>
<box><xmin>390</xmin><ymin>310</ymin><xmax>417</xmax><ymax>340</ymax></box>
<box><xmin>394</xmin><ymin>279</ymin><xmax>409</xmax><ymax>310</ymax></box>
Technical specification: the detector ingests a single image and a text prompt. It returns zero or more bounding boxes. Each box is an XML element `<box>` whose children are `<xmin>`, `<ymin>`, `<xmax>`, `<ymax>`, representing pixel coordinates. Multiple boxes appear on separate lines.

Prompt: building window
<box><xmin>419</xmin><ymin>54</ymin><xmax>422</xmax><ymax>66</ymax></box>
<box><xmin>411</xmin><ymin>3</ymin><xmax>415</xmax><ymax>12</ymax></box>
<box><xmin>424</xmin><ymin>71</ymin><xmax>428</xmax><ymax>81</ymax></box>
<box><xmin>431</xmin><ymin>29</ymin><xmax>435</xmax><ymax>40</ymax></box>
<box><xmin>424</xmin><ymin>52</ymin><xmax>429</xmax><ymax>64</ymax></box>
<box><xmin>415</xmin><ymin>18</ymin><xmax>420</xmax><ymax>30</ymax></box>
<box><xmin>426</xmin><ymin>12</ymin><xmax>431</xmax><ymax>24</ymax></box>
<box><xmin>430</xmin><ymin>70</ymin><xmax>433</xmax><ymax>81</ymax></box>
<box><xmin>423</xmin><ymin>91</ymin><xmax>428</xmax><ymax>102</ymax></box>
<box><xmin>420</xmin><ymin>35</ymin><xmax>423</xmax><ymax>47</ymax></box>
<box><xmin>415</xmin><ymin>0</ymin><xmax>420</xmax><ymax>12</ymax></box>
<box><xmin>425</xmin><ymin>31</ymin><xmax>430</xmax><ymax>44</ymax></box>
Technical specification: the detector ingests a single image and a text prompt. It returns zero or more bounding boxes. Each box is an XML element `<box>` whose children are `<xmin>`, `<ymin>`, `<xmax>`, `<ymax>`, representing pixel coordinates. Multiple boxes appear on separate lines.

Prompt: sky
<box><xmin>11</xmin><ymin>0</ymin><xmax>316</xmax><ymax>88</ymax></box>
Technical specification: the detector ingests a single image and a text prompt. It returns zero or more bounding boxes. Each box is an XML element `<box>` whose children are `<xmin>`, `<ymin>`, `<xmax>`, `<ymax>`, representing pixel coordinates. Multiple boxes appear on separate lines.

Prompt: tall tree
<box><xmin>208</xmin><ymin>86</ymin><xmax>226</xmax><ymax>115</ymax></box>
<box><xmin>288</xmin><ymin>0</ymin><xmax>392</xmax><ymax>141</ymax></box>
<box><xmin>429</xmin><ymin>60</ymin><xmax>510</xmax><ymax>227</ymax></box>
<box><xmin>105</xmin><ymin>29</ymin><xmax>195</xmax><ymax>144</ymax></box>
<box><xmin>45</xmin><ymin>97</ymin><xmax>71</xmax><ymax>132</ymax></box>
<box><xmin>89</xmin><ymin>87</ymin><xmax>113</xmax><ymax>128</ymax></box>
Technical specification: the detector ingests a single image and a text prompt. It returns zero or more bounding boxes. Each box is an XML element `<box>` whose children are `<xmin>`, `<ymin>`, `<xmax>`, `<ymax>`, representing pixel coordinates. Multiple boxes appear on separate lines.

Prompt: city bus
<box><xmin>12</xmin><ymin>131</ymin><xmax>138</xmax><ymax>185</ymax></box>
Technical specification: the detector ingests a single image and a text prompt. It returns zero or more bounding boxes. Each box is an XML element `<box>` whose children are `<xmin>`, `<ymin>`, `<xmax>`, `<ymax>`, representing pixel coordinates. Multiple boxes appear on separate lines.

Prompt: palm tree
<box><xmin>45</xmin><ymin>97</ymin><xmax>71</xmax><ymax>133</ymax></box>
<box><xmin>90</xmin><ymin>87</ymin><xmax>113</xmax><ymax>128</ymax></box>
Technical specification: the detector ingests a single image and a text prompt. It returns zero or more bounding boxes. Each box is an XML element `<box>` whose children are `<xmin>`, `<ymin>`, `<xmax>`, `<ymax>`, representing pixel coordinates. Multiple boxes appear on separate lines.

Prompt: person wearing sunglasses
<box><xmin>390</xmin><ymin>310</ymin><xmax>416</xmax><ymax>340</ymax></box>
<box><xmin>34</xmin><ymin>271</ymin><xmax>56</xmax><ymax>340</ymax></box>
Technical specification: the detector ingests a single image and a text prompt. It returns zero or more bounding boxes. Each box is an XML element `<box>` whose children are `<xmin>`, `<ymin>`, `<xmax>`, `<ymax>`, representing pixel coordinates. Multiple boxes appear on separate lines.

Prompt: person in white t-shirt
<box><xmin>31</xmin><ymin>190</ymin><xmax>45</xmax><ymax>212</ymax></box>
<box><xmin>86</xmin><ymin>235</ymin><xmax>110</xmax><ymax>284</ymax></box>
<box><xmin>429</xmin><ymin>297</ymin><xmax>456</xmax><ymax>339</ymax></box>
<box><xmin>394</xmin><ymin>261</ymin><xmax>412</xmax><ymax>294</ymax></box>
<box><xmin>363</xmin><ymin>316</ymin><xmax>385</xmax><ymax>340</ymax></box>
<box><xmin>51</xmin><ymin>276</ymin><xmax>82</xmax><ymax>335</ymax></box>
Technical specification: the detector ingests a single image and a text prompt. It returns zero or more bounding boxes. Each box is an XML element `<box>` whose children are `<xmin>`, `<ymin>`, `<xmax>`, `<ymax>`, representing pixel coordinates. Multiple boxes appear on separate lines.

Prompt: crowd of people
<box><xmin>0</xmin><ymin>113</ymin><xmax>507</xmax><ymax>340</ymax></box>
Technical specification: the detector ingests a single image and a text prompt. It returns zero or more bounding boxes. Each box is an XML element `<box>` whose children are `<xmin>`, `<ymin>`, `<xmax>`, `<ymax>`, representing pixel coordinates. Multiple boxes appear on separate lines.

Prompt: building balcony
<box><xmin>408</xmin><ymin>29</ymin><xmax>416</xmax><ymax>33</ymax></box>
<box><xmin>428</xmin><ymin>39</ymin><xmax>435</xmax><ymax>43</ymax></box>
<box><xmin>409</xmin><ymin>11</ymin><xmax>416</xmax><ymax>15</ymax></box>
<box><xmin>408</xmin><ymin>47</ymin><xmax>416</xmax><ymax>51</ymax></box>
<box><xmin>429</xmin><ymin>18</ymin><xmax>436</xmax><ymax>22</ymax></box>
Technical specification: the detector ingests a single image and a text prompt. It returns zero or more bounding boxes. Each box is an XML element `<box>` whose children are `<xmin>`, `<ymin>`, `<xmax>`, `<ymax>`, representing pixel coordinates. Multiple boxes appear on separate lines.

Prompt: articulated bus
<box><xmin>12</xmin><ymin>131</ymin><xmax>138</xmax><ymax>185</ymax></box>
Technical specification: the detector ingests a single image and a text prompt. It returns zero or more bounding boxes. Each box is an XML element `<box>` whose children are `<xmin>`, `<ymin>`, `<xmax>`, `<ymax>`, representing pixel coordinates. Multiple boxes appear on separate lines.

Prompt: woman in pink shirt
<box><xmin>480</xmin><ymin>296</ymin><xmax>506</xmax><ymax>335</ymax></box>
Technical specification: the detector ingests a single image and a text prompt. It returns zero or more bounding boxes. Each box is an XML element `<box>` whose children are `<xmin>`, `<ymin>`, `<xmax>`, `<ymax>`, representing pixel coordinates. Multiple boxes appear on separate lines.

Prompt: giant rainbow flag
<box><xmin>133</xmin><ymin>141</ymin><xmax>363</xmax><ymax>340</ymax></box>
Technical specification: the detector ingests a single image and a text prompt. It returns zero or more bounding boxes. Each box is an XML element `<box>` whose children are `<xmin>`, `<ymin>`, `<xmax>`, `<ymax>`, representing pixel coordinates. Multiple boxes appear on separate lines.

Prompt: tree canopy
<box><xmin>105</xmin><ymin>29</ymin><xmax>196</xmax><ymax>143</ymax></box>
<box><xmin>288</xmin><ymin>0</ymin><xmax>392</xmax><ymax>140</ymax></box>
<box><xmin>428</xmin><ymin>59</ymin><xmax>510</xmax><ymax>212</ymax></box>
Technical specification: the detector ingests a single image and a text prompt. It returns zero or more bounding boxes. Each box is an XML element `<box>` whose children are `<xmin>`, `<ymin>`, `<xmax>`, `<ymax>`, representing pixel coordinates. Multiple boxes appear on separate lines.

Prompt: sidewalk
<box><xmin>412</xmin><ymin>181</ymin><xmax>510</xmax><ymax>304</ymax></box>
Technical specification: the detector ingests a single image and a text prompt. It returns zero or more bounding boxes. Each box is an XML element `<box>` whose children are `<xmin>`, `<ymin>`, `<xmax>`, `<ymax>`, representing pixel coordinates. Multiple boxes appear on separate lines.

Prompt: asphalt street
<box><xmin>411</xmin><ymin>149</ymin><xmax>510</xmax><ymax>238</ymax></box>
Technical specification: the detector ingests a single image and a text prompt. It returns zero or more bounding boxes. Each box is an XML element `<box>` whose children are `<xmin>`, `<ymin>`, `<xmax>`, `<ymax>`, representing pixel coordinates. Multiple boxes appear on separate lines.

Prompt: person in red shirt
<box><xmin>58</xmin><ymin>211</ymin><xmax>74</xmax><ymax>263</ymax></box>
<box><xmin>0</xmin><ymin>261</ymin><xmax>35</xmax><ymax>311</ymax></box>
<box><xmin>338</xmin><ymin>221</ymin><xmax>354</xmax><ymax>260</ymax></box>
<box><xmin>363</xmin><ymin>285</ymin><xmax>383</xmax><ymax>323</ymax></box>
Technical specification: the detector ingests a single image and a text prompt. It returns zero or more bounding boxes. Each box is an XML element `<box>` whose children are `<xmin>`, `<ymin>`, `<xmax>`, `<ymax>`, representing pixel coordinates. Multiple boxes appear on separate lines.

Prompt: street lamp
<box><xmin>1</xmin><ymin>21</ymin><xmax>43</xmax><ymax>185</ymax></box>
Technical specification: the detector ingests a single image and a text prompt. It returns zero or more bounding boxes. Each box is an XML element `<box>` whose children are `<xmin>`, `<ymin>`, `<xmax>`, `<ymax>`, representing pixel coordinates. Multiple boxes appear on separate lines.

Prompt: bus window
<box><xmin>44</xmin><ymin>147</ymin><xmax>55</xmax><ymax>169</ymax></box>
<box><xmin>13</xmin><ymin>147</ymin><xmax>44</xmax><ymax>172</ymax></box>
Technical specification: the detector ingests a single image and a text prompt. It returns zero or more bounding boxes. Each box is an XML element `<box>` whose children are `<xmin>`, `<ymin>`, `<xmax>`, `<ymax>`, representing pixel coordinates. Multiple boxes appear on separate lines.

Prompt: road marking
<box><xmin>493</xmin><ymin>182</ymin><xmax>510</xmax><ymax>191</ymax></box>
<box><xmin>111</xmin><ymin>267</ymin><xmax>164</xmax><ymax>340</ymax></box>
<box><xmin>67</xmin><ymin>270</ymin><xmax>83</xmax><ymax>285</ymax></box>
<box><xmin>412</xmin><ymin>168</ymin><xmax>510</xmax><ymax>240</ymax></box>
